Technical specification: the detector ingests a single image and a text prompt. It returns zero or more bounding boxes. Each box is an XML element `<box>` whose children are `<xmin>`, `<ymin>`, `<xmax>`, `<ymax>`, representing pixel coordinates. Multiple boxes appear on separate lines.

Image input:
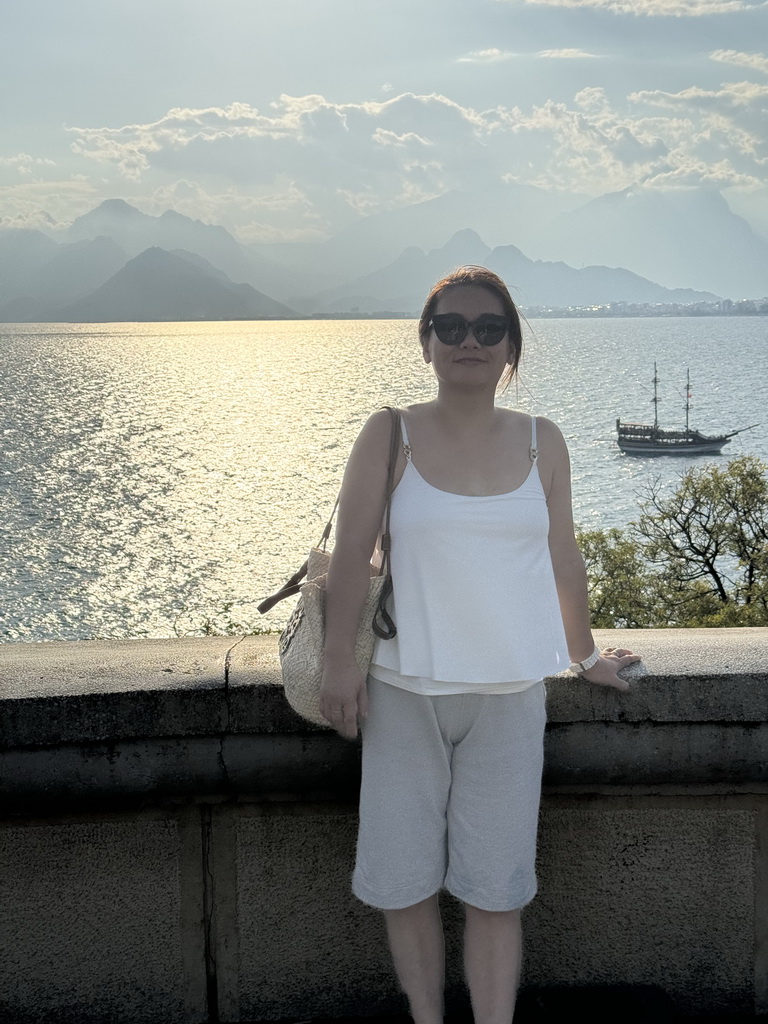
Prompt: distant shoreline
<box><xmin>2</xmin><ymin>308</ymin><xmax>766</xmax><ymax>325</ymax></box>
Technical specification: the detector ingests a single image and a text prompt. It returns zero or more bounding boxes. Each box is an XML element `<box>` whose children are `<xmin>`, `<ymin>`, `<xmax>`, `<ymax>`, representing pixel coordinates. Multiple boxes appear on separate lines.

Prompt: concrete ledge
<box><xmin>4</xmin><ymin>628</ymin><xmax>768</xmax><ymax>744</ymax></box>
<box><xmin>1</xmin><ymin>630</ymin><xmax>767</xmax><ymax>1021</ymax></box>
<box><xmin>0</xmin><ymin>637</ymin><xmax>235</xmax><ymax>748</ymax></box>
<box><xmin>1</xmin><ymin>629</ymin><xmax>767</xmax><ymax>808</ymax></box>
<box><xmin>0</xmin><ymin>734</ymin><xmax>362</xmax><ymax>809</ymax></box>
<box><xmin>550</xmin><ymin>628</ymin><xmax>768</xmax><ymax>723</ymax></box>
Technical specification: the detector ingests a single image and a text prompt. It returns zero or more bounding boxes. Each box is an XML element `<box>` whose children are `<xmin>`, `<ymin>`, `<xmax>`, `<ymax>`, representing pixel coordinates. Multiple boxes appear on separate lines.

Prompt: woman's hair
<box><xmin>418</xmin><ymin>265</ymin><xmax>523</xmax><ymax>386</ymax></box>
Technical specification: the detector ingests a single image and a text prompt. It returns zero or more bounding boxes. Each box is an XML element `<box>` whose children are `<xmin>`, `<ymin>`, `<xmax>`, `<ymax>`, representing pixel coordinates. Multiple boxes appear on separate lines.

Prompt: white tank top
<box><xmin>369</xmin><ymin>413</ymin><xmax>570</xmax><ymax>695</ymax></box>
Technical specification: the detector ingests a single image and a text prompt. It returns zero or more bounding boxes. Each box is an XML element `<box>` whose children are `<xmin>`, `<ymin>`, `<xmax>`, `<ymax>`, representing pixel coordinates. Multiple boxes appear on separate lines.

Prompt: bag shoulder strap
<box><xmin>257</xmin><ymin>407</ymin><xmax>400</xmax><ymax>618</ymax></box>
<box><xmin>371</xmin><ymin>407</ymin><xmax>399</xmax><ymax>639</ymax></box>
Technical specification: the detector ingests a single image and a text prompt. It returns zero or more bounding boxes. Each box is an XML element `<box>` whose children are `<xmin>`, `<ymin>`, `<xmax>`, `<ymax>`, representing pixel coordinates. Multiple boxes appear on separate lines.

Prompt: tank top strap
<box><xmin>399</xmin><ymin>410</ymin><xmax>413</xmax><ymax>461</ymax></box>
<box><xmin>529</xmin><ymin>415</ymin><xmax>539</xmax><ymax>465</ymax></box>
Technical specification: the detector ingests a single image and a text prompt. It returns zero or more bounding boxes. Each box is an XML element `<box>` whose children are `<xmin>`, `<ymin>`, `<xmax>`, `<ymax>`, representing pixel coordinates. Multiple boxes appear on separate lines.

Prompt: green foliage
<box><xmin>576</xmin><ymin>527</ymin><xmax>657</xmax><ymax>628</ymax></box>
<box><xmin>579</xmin><ymin>455</ymin><xmax>768</xmax><ymax>628</ymax></box>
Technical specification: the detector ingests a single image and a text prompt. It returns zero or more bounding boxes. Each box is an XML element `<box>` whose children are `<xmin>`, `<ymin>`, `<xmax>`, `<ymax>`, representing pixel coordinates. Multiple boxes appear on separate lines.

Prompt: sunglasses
<box><xmin>429</xmin><ymin>313</ymin><xmax>509</xmax><ymax>347</ymax></box>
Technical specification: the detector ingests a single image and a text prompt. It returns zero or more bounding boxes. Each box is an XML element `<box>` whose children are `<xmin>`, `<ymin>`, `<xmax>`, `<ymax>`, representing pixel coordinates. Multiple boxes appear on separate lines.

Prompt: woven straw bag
<box><xmin>258</xmin><ymin>408</ymin><xmax>400</xmax><ymax>725</ymax></box>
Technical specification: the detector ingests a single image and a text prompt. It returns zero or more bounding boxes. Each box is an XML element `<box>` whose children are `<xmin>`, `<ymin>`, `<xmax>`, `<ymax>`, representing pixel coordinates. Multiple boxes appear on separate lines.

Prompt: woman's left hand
<box><xmin>581</xmin><ymin>647</ymin><xmax>641</xmax><ymax>692</ymax></box>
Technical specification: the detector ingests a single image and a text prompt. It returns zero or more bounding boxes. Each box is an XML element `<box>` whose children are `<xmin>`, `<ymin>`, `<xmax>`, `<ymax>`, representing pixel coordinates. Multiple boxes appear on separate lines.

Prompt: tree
<box><xmin>575</xmin><ymin>527</ymin><xmax>657</xmax><ymax>628</ymax></box>
<box><xmin>578</xmin><ymin>455</ymin><xmax>768</xmax><ymax>628</ymax></box>
<box><xmin>634</xmin><ymin>455</ymin><xmax>768</xmax><ymax>626</ymax></box>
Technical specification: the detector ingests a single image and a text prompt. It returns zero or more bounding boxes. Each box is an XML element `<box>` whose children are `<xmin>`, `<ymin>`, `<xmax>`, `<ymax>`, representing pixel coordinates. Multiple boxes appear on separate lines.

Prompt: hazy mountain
<box><xmin>0</xmin><ymin>188</ymin><xmax>759</xmax><ymax>322</ymax></box>
<box><xmin>0</xmin><ymin>232</ymin><xmax>125</xmax><ymax>318</ymax></box>
<box><xmin>0</xmin><ymin>229</ymin><xmax>59</xmax><ymax>303</ymax></box>
<box><xmin>306</xmin><ymin>229</ymin><xmax>719</xmax><ymax>313</ymax></box>
<box><xmin>535</xmin><ymin>187</ymin><xmax>768</xmax><ymax>298</ymax></box>
<box><xmin>25</xmin><ymin>236</ymin><xmax>127</xmax><ymax>305</ymax></box>
<box><xmin>487</xmin><ymin>243</ymin><xmax>718</xmax><ymax>307</ymax></box>
<box><xmin>64</xmin><ymin>199</ymin><xmax>308</xmax><ymax>299</ymax></box>
<box><xmin>49</xmin><ymin>247</ymin><xmax>294</xmax><ymax>322</ymax></box>
<box><xmin>0</xmin><ymin>296</ymin><xmax>49</xmax><ymax>321</ymax></box>
<box><xmin>252</xmin><ymin>182</ymin><xmax>588</xmax><ymax>286</ymax></box>
<box><xmin>301</xmin><ymin>229</ymin><xmax>493</xmax><ymax>312</ymax></box>
<box><xmin>251</xmin><ymin>182</ymin><xmax>766</xmax><ymax>300</ymax></box>
<box><xmin>65</xmin><ymin>199</ymin><xmax>251</xmax><ymax>271</ymax></box>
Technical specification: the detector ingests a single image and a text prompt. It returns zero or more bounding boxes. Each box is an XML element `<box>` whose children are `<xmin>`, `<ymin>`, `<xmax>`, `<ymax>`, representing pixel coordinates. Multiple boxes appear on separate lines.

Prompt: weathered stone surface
<box><xmin>0</xmin><ymin>637</ymin><xmax>235</xmax><ymax>749</ymax></box>
<box><xmin>1</xmin><ymin>631</ymin><xmax>767</xmax><ymax>805</ymax></box>
<box><xmin>232</xmin><ymin>806</ymin><xmax>398</xmax><ymax>1021</ymax></box>
<box><xmin>527</xmin><ymin>803</ymin><xmax>756</xmax><ymax>1015</ymax></box>
<box><xmin>0</xmin><ymin>808</ymin><xmax>207</xmax><ymax>1023</ymax></box>
<box><xmin>544</xmin><ymin>721</ymin><xmax>768</xmax><ymax>785</ymax></box>
<box><xmin>547</xmin><ymin>628</ymin><xmax>768</xmax><ymax>723</ymax></box>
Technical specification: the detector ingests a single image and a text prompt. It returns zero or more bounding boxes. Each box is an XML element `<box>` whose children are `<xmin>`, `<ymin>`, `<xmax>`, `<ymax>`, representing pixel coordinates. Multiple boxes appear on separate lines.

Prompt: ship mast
<box><xmin>652</xmin><ymin>361</ymin><xmax>660</xmax><ymax>430</ymax></box>
<box><xmin>685</xmin><ymin>369</ymin><xmax>691</xmax><ymax>433</ymax></box>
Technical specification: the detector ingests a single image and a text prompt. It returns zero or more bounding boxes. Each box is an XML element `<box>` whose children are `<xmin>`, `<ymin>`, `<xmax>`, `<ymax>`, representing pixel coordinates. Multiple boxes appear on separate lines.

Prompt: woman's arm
<box><xmin>320</xmin><ymin>409</ymin><xmax>400</xmax><ymax>738</ymax></box>
<box><xmin>539</xmin><ymin>418</ymin><xmax>639</xmax><ymax>691</ymax></box>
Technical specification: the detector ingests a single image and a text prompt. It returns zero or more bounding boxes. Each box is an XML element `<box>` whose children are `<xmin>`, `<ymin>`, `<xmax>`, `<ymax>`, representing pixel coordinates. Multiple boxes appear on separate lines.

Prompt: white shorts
<box><xmin>352</xmin><ymin>677</ymin><xmax>547</xmax><ymax>912</ymax></box>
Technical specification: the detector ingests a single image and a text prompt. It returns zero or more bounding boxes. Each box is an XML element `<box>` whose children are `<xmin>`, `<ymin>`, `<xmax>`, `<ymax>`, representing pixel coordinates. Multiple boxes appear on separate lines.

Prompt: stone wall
<box><xmin>1</xmin><ymin>628</ymin><xmax>767</xmax><ymax>1023</ymax></box>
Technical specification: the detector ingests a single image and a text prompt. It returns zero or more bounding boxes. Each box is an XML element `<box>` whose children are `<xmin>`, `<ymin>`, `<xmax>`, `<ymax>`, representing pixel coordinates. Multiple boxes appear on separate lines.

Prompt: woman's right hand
<box><xmin>581</xmin><ymin>647</ymin><xmax>640</xmax><ymax>692</ymax></box>
<box><xmin>319</xmin><ymin>659</ymin><xmax>368</xmax><ymax>740</ymax></box>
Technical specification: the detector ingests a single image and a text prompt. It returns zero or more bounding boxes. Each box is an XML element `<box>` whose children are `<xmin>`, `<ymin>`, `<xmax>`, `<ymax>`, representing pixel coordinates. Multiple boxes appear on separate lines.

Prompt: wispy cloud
<box><xmin>537</xmin><ymin>48</ymin><xmax>600</xmax><ymax>58</ymax></box>
<box><xmin>516</xmin><ymin>0</ymin><xmax>765</xmax><ymax>16</ymax></box>
<box><xmin>457</xmin><ymin>48</ymin><xmax>514</xmax><ymax>64</ymax></box>
<box><xmin>0</xmin><ymin>153</ymin><xmax>56</xmax><ymax>176</ymax></box>
<box><xmin>710</xmin><ymin>49</ymin><xmax>768</xmax><ymax>74</ymax></box>
<box><xmin>630</xmin><ymin>80</ymin><xmax>768</xmax><ymax>108</ymax></box>
<box><xmin>0</xmin><ymin>177</ymin><xmax>97</xmax><ymax>232</ymax></box>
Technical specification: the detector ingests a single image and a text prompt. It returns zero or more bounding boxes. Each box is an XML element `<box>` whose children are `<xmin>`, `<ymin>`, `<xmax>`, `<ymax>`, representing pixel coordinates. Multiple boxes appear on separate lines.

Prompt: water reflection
<box><xmin>0</xmin><ymin>318</ymin><xmax>765</xmax><ymax>640</ymax></box>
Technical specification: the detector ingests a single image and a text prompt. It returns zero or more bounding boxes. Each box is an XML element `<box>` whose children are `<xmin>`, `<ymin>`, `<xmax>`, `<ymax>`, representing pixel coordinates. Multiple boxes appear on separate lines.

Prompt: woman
<box><xmin>319</xmin><ymin>266</ymin><xmax>638</xmax><ymax>1024</ymax></box>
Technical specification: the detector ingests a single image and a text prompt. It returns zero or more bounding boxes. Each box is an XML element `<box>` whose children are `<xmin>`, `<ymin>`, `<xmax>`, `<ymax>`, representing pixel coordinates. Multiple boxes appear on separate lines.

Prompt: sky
<box><xmin>2</xmin><ymin>0</ymin><xmax>767</xmax><ymax>244</ymax></box>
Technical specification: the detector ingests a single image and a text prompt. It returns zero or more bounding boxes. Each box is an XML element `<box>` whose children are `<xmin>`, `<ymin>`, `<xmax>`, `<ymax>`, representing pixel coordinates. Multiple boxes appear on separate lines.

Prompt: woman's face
<box><xmin>423</xmin><ymin>284</ymin><xmax>512</xmax><ymax>386</ymax></box>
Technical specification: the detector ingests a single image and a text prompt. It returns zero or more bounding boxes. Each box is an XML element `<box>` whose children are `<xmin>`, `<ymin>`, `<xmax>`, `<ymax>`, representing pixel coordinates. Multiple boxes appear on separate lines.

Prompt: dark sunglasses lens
<box><xmin>431</xmin><ymin>316</ymin><xmax>467</xmax><ymax>345</ymax></box>
<box><xmin>474</xmin><ymin>315</ymin><xmax>508</xmax><ymax>346</ymax></box>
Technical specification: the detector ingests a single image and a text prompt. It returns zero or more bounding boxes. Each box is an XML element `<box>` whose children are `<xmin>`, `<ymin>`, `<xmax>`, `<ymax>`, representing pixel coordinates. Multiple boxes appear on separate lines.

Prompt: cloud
<box><xmin>710</xmin><ymin>49</ymin><xmax>768</xmax><ymax>74</ymax></box>
<box><xmin>630</xmin><ymin>80</ymin><xmax>768</xmax><ymax>109</ymax></box>
<box><xmin>537</xmin><ymin>48</ymin><xmax>600</xmax><ymax>58</ymax></box>
<box><xmin>626</xmin><ymin>80</ymin><xmax>768</xmax><ymax>185</ymax></box>
<box><xmin>67</xmin><ymin>94</ymin><xmax>487</xmax><ymax>196</ymax></box>
<box><xmin>144</xmin><ymin>179</ymin><xmax>328</xmax><ymax>243</ymax></box>
<box><xmin>639</xmin><ymin>158</ymin><xmax>759</xmax><ymax>187</ymax></box>
<box><xmin>517</xmin><ymin>0</ymin><xmax>765</xmax><ymax>15</ymax></box>
<box><xmin>0</xmin><ymin>177</ymin><xmax>98</xmax><ymax>231</ymax></box>
<box><xmin>372</xmin><ymin>128</ymin><xmax>432</xmax><ymax>148</ymax></box>
<box><xmin>574</xmin><ymin>87</ymin><xmax>613</xmax><ymax>111</ymax></box>
<box><xmin>26</xmin><ymin>82</ymin><xmax>763</xmax><ymax>241</ymax></box>
<box><xmin>64</xmin><ymin>95</ymin><xmax>487</xmax><ymax>239</ymax></box>
<box><xmin>68</xmin><ymin>102</ymin><xmax>300</xmax><ymax>181</ymax></box>
<box><xmin>0</xmin><ymin>153</ymin><xmax>56</xmax><ymax>177</ymax></box>
<box><xmin>457</xmin><ymin>48</ymin><xmax>514</xmax><ymax>63</ymax></box>
<box><xmin>497</xmin><ymin>98</ymin><xmax>674</xmax><ymax>192</ymax></box>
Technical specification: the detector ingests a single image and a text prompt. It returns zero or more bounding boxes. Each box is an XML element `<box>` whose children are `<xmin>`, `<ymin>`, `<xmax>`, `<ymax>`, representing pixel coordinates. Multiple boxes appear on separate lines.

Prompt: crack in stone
<box><xmin>218</xmin><ymin>637</ymin><xmax>245</xmax><ymax>791</ymax></box>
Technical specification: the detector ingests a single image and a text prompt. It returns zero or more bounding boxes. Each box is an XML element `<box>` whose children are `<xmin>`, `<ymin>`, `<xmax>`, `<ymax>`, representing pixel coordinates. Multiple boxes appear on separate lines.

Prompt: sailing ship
<box><xmin>616</xmin><ymin>363</ymin><xmax>754</xmax><ymax>456</ymax></box>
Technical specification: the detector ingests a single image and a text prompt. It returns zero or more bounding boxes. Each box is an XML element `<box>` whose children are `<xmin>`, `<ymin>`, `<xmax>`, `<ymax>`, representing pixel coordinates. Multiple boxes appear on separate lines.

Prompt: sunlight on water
<box><xmin>1</xmin><ymin>317</ymin><xmax>766</xmax><ymax>640</ymax></box>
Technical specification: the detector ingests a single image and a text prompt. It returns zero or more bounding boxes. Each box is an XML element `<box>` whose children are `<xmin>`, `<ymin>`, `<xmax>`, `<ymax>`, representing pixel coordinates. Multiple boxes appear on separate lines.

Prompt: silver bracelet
<box><xmin>569</xmin><ymin>645</ymin><xmax>601</xmax><ymax>675</ymax></box>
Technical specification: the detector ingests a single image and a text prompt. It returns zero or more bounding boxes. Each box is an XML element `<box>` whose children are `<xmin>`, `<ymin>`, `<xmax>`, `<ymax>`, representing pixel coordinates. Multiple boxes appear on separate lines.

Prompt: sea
<box><xmin>1</xmin><ymin>316</ymin><xmax>766</xmax><ymax>642</ymax></box>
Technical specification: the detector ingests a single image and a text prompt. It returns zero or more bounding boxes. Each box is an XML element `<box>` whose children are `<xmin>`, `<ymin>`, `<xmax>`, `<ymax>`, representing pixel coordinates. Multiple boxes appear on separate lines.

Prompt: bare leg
<box><xmin>383</xmin><ymin>894</ymin><xmax>445</xmax><ymax>1024</ymax></box>
<box><xmin>463</xmin><ymin>904</ymin><xmax>522</xmax><ymax>1024</ymax></box>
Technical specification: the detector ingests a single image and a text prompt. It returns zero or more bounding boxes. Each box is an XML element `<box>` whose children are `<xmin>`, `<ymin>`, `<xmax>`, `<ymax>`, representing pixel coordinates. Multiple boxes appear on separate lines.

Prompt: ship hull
<box><xmin>617</xmin><ymin>438</ymin><xmax>730</xmax><ymax>456</ymax></box>
<box><xmin>616</xmin><ymin>422</ymin><xmax>731</xmax><ymax>456</ymax></box>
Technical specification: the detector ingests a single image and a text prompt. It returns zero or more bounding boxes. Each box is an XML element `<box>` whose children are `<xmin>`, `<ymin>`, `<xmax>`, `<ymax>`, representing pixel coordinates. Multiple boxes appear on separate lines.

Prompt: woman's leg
<box><xmin>383</xmin><ymin>894</ymin><xmax>445</xmax><ymax>1024</ymax></box>
<box><xmin>463</xmin><ymin>904</ymin><xmax>522</xmax><ymax>1024</ymax></box>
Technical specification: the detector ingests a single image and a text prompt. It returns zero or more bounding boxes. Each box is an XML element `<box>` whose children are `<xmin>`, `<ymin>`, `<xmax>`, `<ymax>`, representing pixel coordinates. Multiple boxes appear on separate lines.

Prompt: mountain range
<box><xmin>307</xmin><ymin>229</ymin><xmax>716</xmax><ymax>313</ymax></box>
<box><xmin>0</xmin><ymin>187</ymin><xmax>765</xmax><ymax>323</ymax></box>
